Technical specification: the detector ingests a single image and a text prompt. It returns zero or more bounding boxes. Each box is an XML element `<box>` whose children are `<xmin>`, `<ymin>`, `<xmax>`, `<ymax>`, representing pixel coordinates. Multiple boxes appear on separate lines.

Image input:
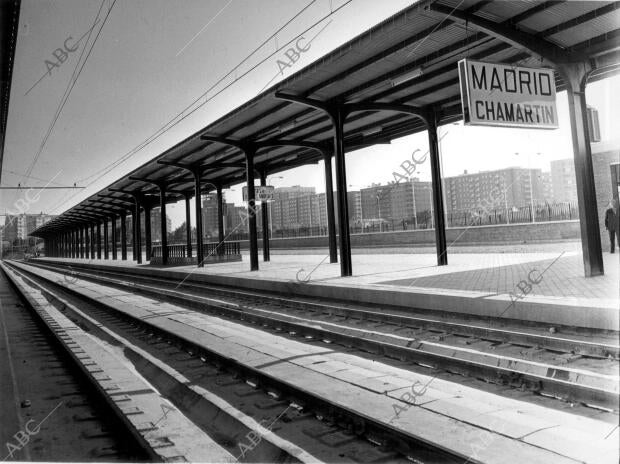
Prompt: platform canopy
<box><xmin>32</xmin><ymin>0</ymin><xmax>620</xmax><ymax>237</ymax></box>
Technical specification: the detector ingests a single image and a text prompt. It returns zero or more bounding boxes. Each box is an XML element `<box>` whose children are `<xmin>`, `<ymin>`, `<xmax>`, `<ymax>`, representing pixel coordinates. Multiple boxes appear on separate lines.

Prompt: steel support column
<box><xmin>426</xmin><ymin>109</ymin><xmax>448</xmax><ymax>266</ymax></box>
<box><xmin>259</xmin><ymin>172</ymin><xmax>270</xmax><ymax>262</ymax></box>
<box><xmin>90</xmin><ymin>224</ymin><xmax>95</xmax><ymax>258</ymax></box>
<box><xmin>198</xmin><ymin>136</ymin><xmax>262</xmax><ymax>270</ymax></box>
<box><xmin>245</xmin><ymin>148</ymin><xmax>259</xmax><ymax>271</ymax></box>
<box><xmin>561</xmin><ymin>63</ymin><xmax>604</xmax><ymax>276</ymax></box>
<box><xmin>131</xmin><ymin>208</ymin><xmax>137</xmax><ymax>261</ymax></box>
<box><xmin>84</xmin><ymin>227</ymin><xmax>89</xmax><ymax>259</ymax></box>
<box><xmin>156</xmin><ymin>160</ymin><xmax>203</xmax><ymax>267</ymax></box>
<box><xmin>80</xmin><ymin>227</ymin><xmax>84</xmax><ymax>258</ymax></box>
<box><xmin>159</xmin><ymin>186</ymin><xmax>168</xmax><ymax>266</ymax></box>
<box><xmin>103</xmin><ymin>217</ymin><xmax>109</xmax><ymax>260</ymax></box>
<box><xmin>184</xmin><ymin>193</ymin><xmax>192</xmax><ymax>258</ymax></box>
<box><xmin>96</xmin><ymin>222</ymin><xmax>102</xmax><ymax>259</ymax></box>
<box><xmin>134</xmin><ymin>201</ymin><xmax>142</xmax><ymax>264</ymax></box>
<box><xmin>194</xmin><ymin>172</ymin><xmax>204</xmax><ymax>267</ymax></box>
<box><xmin>144</xmin><ymin>206</ymin><xmax>152</xmax><ymax>261</ymax></box>
<box><xmin>121</xmin><ymin>212</ymin><xmax>127</xmax><ymax>260</ymax></box>
<box><xmin>216</xmin><ymin>186</ymin><xmax>224</xmax><ymax>256</ymax></box>
<box><xmin>332</xmin><ymin>107</ymin><xmax>352</xmax><ymax>276</ymax></box>
<box><xmin>323</xmin><ymin>150</ymin><xmax>338</xmax><ymax>263</ymax></box>
<box><xmin>111</xmin><ymin>216</ymin><xmax>117</xmax><ymax>260</ymax></box>
<box><xmin>429</xmin><ymin>0</ymin><xmax>603</xmax><ymax>276</ymax></box>
<box><xmin>272</xmin><ymin>93</ymin><xmax>353</xmax><ymax>276</ymax></box>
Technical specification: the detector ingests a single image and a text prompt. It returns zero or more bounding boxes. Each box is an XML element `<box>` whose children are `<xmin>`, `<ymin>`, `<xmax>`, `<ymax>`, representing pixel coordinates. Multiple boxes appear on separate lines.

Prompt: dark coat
<box><xmin>605</xmin><ymin>207</ymin><xmax>617</xmax><ymax>231</ymax></box>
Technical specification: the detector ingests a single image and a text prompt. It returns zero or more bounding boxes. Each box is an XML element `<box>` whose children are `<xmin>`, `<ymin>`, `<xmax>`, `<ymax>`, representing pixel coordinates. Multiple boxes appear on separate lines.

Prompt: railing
<box><xmin>151</xmin><ymin>241</ymin><xmax>241</xmax><ymax>260</ymax></box>
<box><xmin>204</xmin><ymin>241</ymin><xmax>240</xmax><ymax>256</ymax></box>
<box><xmin>224</xmin><ymin>201</ymin><xmax>579</xmax><ymax>240</ymax></box>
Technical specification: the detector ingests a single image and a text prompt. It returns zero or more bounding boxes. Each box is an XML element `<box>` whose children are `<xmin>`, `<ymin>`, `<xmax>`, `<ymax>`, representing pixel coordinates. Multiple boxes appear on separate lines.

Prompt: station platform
<box><xmin>32</xmin><ymin>241</ymin><xmax>619</xmax><ymax>330</ymax></box>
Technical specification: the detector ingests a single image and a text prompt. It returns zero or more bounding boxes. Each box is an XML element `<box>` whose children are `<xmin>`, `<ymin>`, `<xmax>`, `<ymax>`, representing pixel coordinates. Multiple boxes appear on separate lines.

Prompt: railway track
<box><xmin>0</xmin><ymin>264</ymin><xmax>149</xmax><ymax>462</ymax></box>
<box><xmin>3</xmin><ymin>260</ymin><xmax>462</xmax><ymax>463</ymax></box>
<box><xmin>3</xmin><ymin>259</ymin><xmax>619</xmax><ymax>463</ymax></box>
<box><xmin>21</xmin><ymin>258</ymin><xmax>619</xmax><ymax>412</ymax></box>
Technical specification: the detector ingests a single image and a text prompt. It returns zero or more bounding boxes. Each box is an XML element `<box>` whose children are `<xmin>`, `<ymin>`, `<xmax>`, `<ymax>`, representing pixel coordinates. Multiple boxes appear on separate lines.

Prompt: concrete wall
<box><xmin>239</xmin><ymin>220</ymin><xmax>581</xmax><ymax>249</ymax></box>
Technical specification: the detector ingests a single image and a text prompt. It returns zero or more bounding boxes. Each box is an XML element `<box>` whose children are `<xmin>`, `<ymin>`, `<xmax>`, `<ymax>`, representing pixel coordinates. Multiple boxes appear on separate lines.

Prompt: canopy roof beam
<box><xmin>427</xmin><ymin>2</ymin><xmax>580</xmax><ymax>66</ymax></box>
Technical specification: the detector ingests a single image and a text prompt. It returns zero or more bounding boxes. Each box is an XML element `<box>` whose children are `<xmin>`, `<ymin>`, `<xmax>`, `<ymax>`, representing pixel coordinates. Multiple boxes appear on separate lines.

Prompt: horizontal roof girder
<box><xmin>427</xmin><ymin>2</ymin><xmax>578</xmax><ymax>65</ymax></box>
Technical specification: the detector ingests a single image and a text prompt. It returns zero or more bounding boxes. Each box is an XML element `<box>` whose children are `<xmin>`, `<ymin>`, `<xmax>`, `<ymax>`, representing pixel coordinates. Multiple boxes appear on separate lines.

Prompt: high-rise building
<box><xmin>359</xmin><ymin>179</ymin><xmax>432</xmax><ymax>223</ymax></box>
<box><xmin>361</xmin><ymin>184</ymin><xmax>393</xmax><ymax>221</ymax></box>
<box><xmin>347</xmin><ymin>191</ymin><xmax>362</xmax><ymax>223</ymax></box>
<box><xmin>317</xmin><ymin>192</ymin><xmax>329</xmax><ymax>228</ymax></box>
<box><xmin>9</xmin><ymin>213</ymin><xmax>53</xmax><ymax>240</ymax></box>
<box><xmin>202</xmin><ymin>193</ymin><xmax>221</xmax><ymax>238</ymax></box>
<box><xmin>316</xmin><ymin>190</ymin><xmax>363</xmax><ymax>228</ymax></box>
<box><xmin>443</xmin><ymin>167</ymin><xmax>547</xmax><ymax>214</ymax></box>
<box><xmin>225</xmin><ymin>202</ymin><xmax>245</xmax><ymax>234</ymax></box>
<box><xmin>540</xmin><ymin>172</ymin><xmax>553</xmax><ymax>201</ymax></box>
<box><xmin>3</xmin><ymin>215</ymin><xmax>18</xmax><ymax>242</ymax></box>
<box><xmin>269</xmin><ymin>186</ymin><xmax>316</xmax><ymax>231</ymax></box>
<box><xmin>550</xmin><ymin>159</ymin><xmax>578</xmax><ymax>203</ymax></box>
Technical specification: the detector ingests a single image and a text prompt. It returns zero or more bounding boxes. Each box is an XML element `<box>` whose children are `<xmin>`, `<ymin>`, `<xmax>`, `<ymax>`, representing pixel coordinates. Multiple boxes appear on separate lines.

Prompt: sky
<box><xmin>2</xmin><ymin>0</ymin><xmax>619</xmax><ymax>230</ymax></box>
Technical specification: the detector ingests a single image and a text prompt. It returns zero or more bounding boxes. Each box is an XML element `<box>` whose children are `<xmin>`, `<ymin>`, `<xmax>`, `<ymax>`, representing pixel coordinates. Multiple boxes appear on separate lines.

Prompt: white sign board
<box><xmin>242</xmin><ymin>185</ymin><xmax>274</xmax><ymax>202</ymax></box>
<box><xmin>458</xmin><ymin>59</ymin><xmax>558</xmax><ymax>129</ymax></box>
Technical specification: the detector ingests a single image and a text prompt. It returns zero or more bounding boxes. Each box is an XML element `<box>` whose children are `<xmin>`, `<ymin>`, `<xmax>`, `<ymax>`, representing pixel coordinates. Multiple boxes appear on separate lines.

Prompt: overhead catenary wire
<box><xmin>22</xmin><ymin>0</ymin><xmax>115</xmax><ymax>181</ymax></box>
<box><xmin>3</xmin><ymin>169</ymin><xmax>66</xmax><ymax>186</ymax></box>
<box><xmin>49</xmin><ymin>0</ymin><xmax>354</xmax><ymax>216</ymax></box>
<box><xmin>75</xmin><ymin>0</ymin><xmax>324</xmax><ymax>186</ymax></box>
<box><xmin>14</xmin><ymin>0</ymin><xmax>115</xmax><ymax>208</ymax></box>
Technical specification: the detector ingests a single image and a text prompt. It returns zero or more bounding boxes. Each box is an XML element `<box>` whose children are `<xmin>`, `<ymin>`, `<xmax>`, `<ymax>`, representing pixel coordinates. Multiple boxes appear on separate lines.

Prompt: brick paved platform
<box><xmin>30</xmin><ymin>241</ymin><xmax>619</xmax><ymax>330</ymax></box>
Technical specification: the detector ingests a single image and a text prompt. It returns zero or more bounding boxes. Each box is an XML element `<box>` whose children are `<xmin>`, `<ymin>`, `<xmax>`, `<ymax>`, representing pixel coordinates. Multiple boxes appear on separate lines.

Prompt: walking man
<box><xmin>604</xmin><ymin>200</ymin><xmax>618</xmax><ymax>253</ymax></box>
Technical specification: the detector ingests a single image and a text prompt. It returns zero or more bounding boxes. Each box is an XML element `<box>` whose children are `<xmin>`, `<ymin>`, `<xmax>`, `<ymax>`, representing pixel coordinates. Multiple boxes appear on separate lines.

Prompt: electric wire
<box><xmin>48</xmin><ymin>0</ymin><xmax>354</xmax><ymax>216</ymax></box>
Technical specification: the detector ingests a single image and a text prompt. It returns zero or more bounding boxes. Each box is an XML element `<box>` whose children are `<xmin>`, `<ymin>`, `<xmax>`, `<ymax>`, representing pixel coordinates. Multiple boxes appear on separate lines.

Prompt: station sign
<box><xmin>458</xmin><ymin>59</ymin><xmax>558</xmax><ymax>129</ymax></box>
<box><xmin>242</xmin><ymin>185</ymin><xmax>274</xmax><ymax>202</ymax></box>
